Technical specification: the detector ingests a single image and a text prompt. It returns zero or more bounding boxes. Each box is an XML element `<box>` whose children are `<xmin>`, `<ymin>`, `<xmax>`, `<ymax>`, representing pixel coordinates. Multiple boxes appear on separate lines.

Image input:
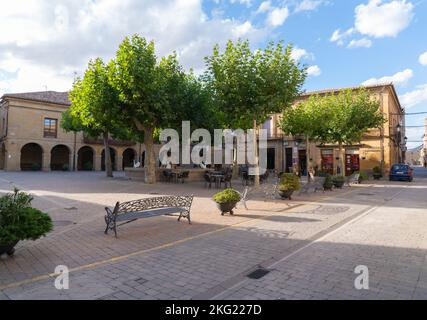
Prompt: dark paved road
<box><xmin>413</xmin><ymin>166</ymin><xmax>427</xmax><ymax>179</ymax></box>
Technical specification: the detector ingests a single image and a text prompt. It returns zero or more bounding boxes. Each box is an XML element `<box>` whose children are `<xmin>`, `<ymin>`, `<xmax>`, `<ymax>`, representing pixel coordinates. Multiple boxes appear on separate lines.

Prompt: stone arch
<box><xmin>78</xmin><ymin>146</ymin><xmax>95</xmax><ymax>171</ymax></box>
<box><xmin>102</xmin><ymin>147</ymin><xmax>117</xmax><ymax>171</ymax></box>
<box><xmin>21</xmin><ymin>143</ymin><xmax>43</xmax><ymax>171</ymax></box>
<box><xmin>51</xmin><ymin>145</ymin><xmax>71</xmax><ymax>171</ymax></box>
<box><xmin>122</xmin><ymin>148</ymin><xmax>137</xmax><ymax>170</ymax></box>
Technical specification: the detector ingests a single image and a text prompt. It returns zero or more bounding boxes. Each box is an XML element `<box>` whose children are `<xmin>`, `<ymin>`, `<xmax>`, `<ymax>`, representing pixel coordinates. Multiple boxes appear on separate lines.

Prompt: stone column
<box><xmin>95</xmin><ymin>154</ymin><xmax>102</xmax><ymax>171</ymax></box>
<box><xmin>117</xmin><ymin>155</ymin><xmax>123</xmax><ymax>172</ymax></box>
<box><xmin>69</xmin><ymin>153</ymin><xmax>74</xmax><ymax>171</ymax></box>
<box><xmin>42</xmin><ymin>152</ymin><xmax>51</xmax><ymax>172</ymax></box>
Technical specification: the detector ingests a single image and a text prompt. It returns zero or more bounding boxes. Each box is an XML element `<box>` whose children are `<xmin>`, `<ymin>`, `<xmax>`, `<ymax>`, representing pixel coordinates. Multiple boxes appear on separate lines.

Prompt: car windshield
<box><xmin>392</xmin><ymin>165</ymin><xmax>408</xmax><ymax>171</ymax></box>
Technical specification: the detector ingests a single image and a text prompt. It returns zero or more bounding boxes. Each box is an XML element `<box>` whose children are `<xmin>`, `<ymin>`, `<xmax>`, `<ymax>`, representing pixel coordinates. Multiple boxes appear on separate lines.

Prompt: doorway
<box><xmin>267</xmin><ymin>148</ymin><xmax>275</xmax><ymax>171</ymax></box>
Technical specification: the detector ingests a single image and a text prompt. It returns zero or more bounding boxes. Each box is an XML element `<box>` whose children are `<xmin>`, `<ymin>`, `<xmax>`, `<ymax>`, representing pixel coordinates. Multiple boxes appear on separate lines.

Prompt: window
<box><xmin>43</xmin><ymin>118</ymin><xmax>57</xmax><ymax>138</ymax></box>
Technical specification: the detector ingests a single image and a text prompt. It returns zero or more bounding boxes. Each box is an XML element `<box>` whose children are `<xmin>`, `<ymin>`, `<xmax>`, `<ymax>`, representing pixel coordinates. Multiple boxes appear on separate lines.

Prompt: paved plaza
<box><xmin>0</xmin><ymin>169</ymin><xmax>426</xmax><ymax>300</ymax></box>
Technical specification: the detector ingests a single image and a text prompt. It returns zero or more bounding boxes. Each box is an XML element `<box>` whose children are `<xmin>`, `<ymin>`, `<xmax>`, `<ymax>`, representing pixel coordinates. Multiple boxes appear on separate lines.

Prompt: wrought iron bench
<box><xmin>298</xmin><ymin>176</ymin><xmax>326</xmax><ymax>195</ymax></box>
<box><xmin>346</xmin><ymin>173</ymin><xmax>360</xmax><ymax>186</ymax></box>
<box><xmin>104</xmin><ymin>195</ymin><xmax>194</xmax><ymax>237</ymax></box>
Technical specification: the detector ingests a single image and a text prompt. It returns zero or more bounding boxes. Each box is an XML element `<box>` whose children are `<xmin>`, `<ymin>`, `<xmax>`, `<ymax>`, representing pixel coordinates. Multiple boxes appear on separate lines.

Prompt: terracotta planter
<box><xmin>333</xmin><ymin>180</ymin><xmax>345</xmax><ymax>189</ymax></box>
<box><xmin>217</xmin><ymin>201</ymin><xmax>238</xmax><ymax>215</ymax></box>
<box><xmin>279</xmin><ymin>189</ymin><xmax>294</xmax><ymax>200</ymax></box>
<box><xmin>324</xmin><ymin>184</ymin><xmax>333</xmax><ymax>191</ymax></box>
<box><xmin>0</xmin><ymin>241</ymin><xmax>18</xmax><ymax>257</ymax></box>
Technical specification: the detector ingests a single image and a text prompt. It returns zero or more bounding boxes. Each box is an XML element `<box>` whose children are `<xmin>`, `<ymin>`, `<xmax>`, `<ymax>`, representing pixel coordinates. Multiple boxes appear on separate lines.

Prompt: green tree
<box><xmin>204</xmin><ymin>39</ymin><xmax>306</xmax><ymax>186</ymax></box>
<box><xmin>60</xmin><ymin>109</ymin><xmax>84</xmax><ymax>171</ymax></box>
<box><xmin>110</xmin><ymin>35</ymin><xmax>189</xmax><ymax>184</ymax></box>
<box><xmin>68</xmin><ymin>58</ymin><xmax>120</xmax><ymax>177</ymax></box>
<box><xmin>280</xmin><ymin>88</ymin><xmax>385</xmax><ymax>176</ymax></box>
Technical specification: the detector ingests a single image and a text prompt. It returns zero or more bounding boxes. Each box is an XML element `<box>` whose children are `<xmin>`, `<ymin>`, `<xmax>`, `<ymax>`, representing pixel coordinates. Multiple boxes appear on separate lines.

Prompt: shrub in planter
<box><xmin>213</xmin><ymin>189</ymin><xmax>241</xmax><ymax>215</ymax></box>
<box><xmin>0</xmin><ymin>188</ymin><xmax>52</xmax><ymax>257</ymax></box>
<box><xmin>323</xmin><ymin>174</ymin><xmax>333</xmax><ymax>191</ymax></box>
<box><xmin>372</xmin><ymin>166</ymin><xmax>382</xmax><ymax>180</ymax></box>
<box><xmin>31</xmin><ymin>163</ymin><xmax>41</xmax><ymax>171</ymax></box>
<box><xmin>278</xmin><ymin>173</ymin><xmax>301</xmax><ymax>200</ymax></box>
<box><xmin>83</xmin><ymin>161</ymin><xmax>93</xmax><ymax>171</ymax></box>
<box><xmin>332</xmin><ymin>175</ymin><xmax>345</xmax><ymax>189</ymax></box>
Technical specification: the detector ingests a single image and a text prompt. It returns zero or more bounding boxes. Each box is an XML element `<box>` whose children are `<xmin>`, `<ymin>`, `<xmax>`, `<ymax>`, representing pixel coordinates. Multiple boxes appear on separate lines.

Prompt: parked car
<box><xmin>389</xmin><ymin>164</ymin><xmax>413</xmax><ymax>182</ymax></box>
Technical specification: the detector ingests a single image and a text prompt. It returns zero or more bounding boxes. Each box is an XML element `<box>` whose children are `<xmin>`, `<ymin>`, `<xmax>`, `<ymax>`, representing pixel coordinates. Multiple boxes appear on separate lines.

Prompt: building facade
<box><xmin>0</xmin><ymin>92</ymin><xmax>142</xmax><ymax>172</ymax></box>
<box><xmin>422</xmin><ymin>118</ymin><xmax>427</xmax><ymax>167</ymax></box>
<box><xmin>263</xmin><ymin>84</ymin><xmax>406</xmax><ymax>176</ymax></box>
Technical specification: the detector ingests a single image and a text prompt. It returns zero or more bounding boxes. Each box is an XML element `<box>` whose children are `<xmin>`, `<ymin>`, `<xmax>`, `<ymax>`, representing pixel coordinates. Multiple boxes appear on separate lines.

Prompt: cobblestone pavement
<box><xmin>0</xmin><ymin>170</ymin><xmax>426</xmax><ymax>300</ymax></box>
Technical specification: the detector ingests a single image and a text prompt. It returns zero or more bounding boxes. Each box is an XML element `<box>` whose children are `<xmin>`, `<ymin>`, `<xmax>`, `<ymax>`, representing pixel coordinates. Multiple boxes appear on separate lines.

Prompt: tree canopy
<box><xmin>67</xmin><ymin>58</ymin><xmax>121</xmax><ymax>177</ymax></box>
<box><xmin>204</xmin><ymin>39</ymin><xmax>307</xmax><ymax>129</ymax></box>
<box><xmin>204</xmin><ymin>39</ymin><xmax>307</xmax><ymax>185</ymax></box>
<box><xmin>280</xmin><ymin>88</ymin><xmax>385</xmax><ymax>175</ymax></box>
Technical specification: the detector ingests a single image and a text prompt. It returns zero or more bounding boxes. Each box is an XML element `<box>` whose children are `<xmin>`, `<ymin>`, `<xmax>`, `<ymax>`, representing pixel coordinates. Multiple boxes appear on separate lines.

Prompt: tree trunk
<box><xmin>144</xmin><ymin>127</ymin><xmax>156</xmax><ymax>184</ymax></box>
<box><xmin>253</xmin><ymin>119</ymin><xmax>260</xmax><ymax>188</ymax></box>
<box><xmin>306</xmin><ymin>136</ymin><xmax>311</xmax><ymax>183</ymax></box>
<box><xmin>103</xmin><ymin>132</ymin><xmax>113</xmax><ymax>178</ymax></box>
<box><xmin>338</xmin><ymin>141</ymin><xmax>345</xmax><ymax>177</ymax></box>
<box><xmin>132</xmin><ymin>118</ymin><xmax>156</xmax><ymax>184</ymax></box>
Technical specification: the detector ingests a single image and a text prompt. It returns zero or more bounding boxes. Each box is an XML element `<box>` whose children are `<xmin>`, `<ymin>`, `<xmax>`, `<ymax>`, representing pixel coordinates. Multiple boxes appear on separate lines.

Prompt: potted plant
<box><xmin>355</xmin><ymin>170</ymin><xmax>369</xmax><ymax>183</ymax></box>
<box><xmin>332</xmin><ymin>175</ymin><xmax>345</xmax><ymax>189</ymax></box>
<box><xmin>62</xmin><ymin>163</ymin><xmax>69</xmax><ymax>171</ymax></box>
<box><xmin>372</xmin><ymin>166</ymin><xmax>382</xmax><ymax>180</ymax></box>
<box><xmin>323</xmin><ymin>174</ymin><xmax>333</xmax><ymax>191</ymax></box>
<box><xmin>278</xmin><ymin>173</ymin><xmax>301</xmax><ymax>200</ymax></box>
<box><xmin>0</xmin><ymin>188</ymin><xmax>53</xmax><ymax>257</ymax></box>
<box><xmin>213</xmin><ymin>189</ymin><xmax>241</xmax><ymax>216</ymax></box>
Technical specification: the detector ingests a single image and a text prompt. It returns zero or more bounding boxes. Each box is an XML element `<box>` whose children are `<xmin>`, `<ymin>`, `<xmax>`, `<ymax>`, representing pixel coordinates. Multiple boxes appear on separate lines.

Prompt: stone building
<box><xmin>422</xmin><ymin>118</ymin><xmax>427</xmax><ymax>167</ymax></box>
<box><xmin>262</xmin><ymin>84</ymin><xmax>406</xmax><ymax>175</ymax></box>
<box><xmin>0</xmin><ymin>91</ymin><xmax>143</xmax><ymax>172</ymax></box>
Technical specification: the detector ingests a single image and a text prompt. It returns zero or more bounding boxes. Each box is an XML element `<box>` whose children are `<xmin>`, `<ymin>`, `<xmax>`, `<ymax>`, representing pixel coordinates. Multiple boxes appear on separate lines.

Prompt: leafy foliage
<box><xmin>204</xmin><ymin>39</ymin><xmax>307</xmax><ymax>130</ymax></box>
<box><xmin>0</xmin><ymin>188</ymin><xmax>52</xmax><ymax>244</ymax></box>
<box><xmin>67</xmin><ymin>58</ymin><xmax>121</xmax><ymax>177</ymax></box>
<box><xmin>323</xmin><ymin>174</ymin><xmax>334</xmax><ymax>189</ymax></box>
<box><xmin>110</xmin><ymin>35</ymin><xmax>195</xmax><ymax>183</ymax></box>
<box><xmin>279</xmin><ymin>173</ymin><xmax>301</xmax><ymax>191</ymax></box>
<box><xmin>281</xmin><ymin>88</ymin><xmax>384</xmax><ymax>144</ymax></box>
<box><xmin>213</xmin><ymin>189</ymin><xmax>241</xmax><ymax>204</ymax></box>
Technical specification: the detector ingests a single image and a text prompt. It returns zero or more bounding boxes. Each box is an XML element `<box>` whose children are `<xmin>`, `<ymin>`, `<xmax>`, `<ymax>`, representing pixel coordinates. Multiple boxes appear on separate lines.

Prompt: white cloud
<box><xmin>330</xmin><ymin>28</ymin><xmax>355</xmax><ymax>46</ymax></box>
<box><xmin>291</xmin><ymin>47</ymin><xmax>312</xmax><ymax>62</ymax></box>
<box><xmin>267</xmin><ymin>7</ymin><xmax>289</xmax><ymax>27</ymax></box>
<box><xmin>307</xmin><ymin>65</ymin><xmax>321</xmax><ymax>76</ymax></box>
<box><xmin>231</xmin><ymin>0</ymin><xmax>252</xmax><ymax>7</ymax></box>
<box><xmin>400</xmin><ymin>84</ymin><xmax>427</xmax><ymax>108</ymax></box>
<box><xmin>347</xmin><ymin>38</ymin><xmax>372</xmax><ymax>48</ymax></box>
<box><xmin>331</xmin><ymin>0</ymin><xmax>414</xmax><ymax>48</ymax></box>
<box><xmin>256</xmin><ymin>1</ymin><xmax>272</xmax><ymax>13</ymax></box>
<box><xmin>0</xmin><ymin>0</ymin><xmax>266</xmax><ymax>96</ymax></box>
<box><xmin>232</xmin><ymin>21</ymin><xmax>254</xmax><ymax>37</ymax></box>
<box><xmin>295</xmin><ymin>0</ymin><xmax>324</xmax><ymax>13</ymax></box>
<box><xmin>419</xmin><ymin>51</ymin><xmax>427</xmax><ymax>66</ymax></box>
<box><xmin>354</xmin><ymin>0</ymin><xmax>414</xmax><ymax>38</ymax></box>
<box><xmin>362</xmin><ymin>69</ymin><xmax>413</xmax><ymax>87</ymax></box>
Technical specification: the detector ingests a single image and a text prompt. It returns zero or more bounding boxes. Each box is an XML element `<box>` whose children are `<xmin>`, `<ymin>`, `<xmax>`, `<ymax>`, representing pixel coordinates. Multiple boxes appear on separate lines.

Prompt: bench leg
<box><xmin>178</xmin><ymin>211</ymin><xmax>192</xmax><ymax>224</ymax></box>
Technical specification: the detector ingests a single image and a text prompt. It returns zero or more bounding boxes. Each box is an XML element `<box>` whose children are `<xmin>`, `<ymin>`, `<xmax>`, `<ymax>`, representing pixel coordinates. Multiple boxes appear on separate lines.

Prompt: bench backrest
<box><xmin>348</xmin><ymin>173</ymin><xmax>360</xmax><ymax>182</ymax></box>
<box><xmin>115</xmin><ymin>195</ymin><xmax>193</xmax><ymax>214</ymax></box>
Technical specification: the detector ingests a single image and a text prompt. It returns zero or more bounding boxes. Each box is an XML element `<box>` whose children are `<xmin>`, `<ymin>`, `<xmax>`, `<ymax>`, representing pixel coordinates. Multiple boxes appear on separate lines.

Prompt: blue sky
<box><xmin>0</xmin><ymin>0</ymin><xmax>426</xmax><ymax>146</ymax></box>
